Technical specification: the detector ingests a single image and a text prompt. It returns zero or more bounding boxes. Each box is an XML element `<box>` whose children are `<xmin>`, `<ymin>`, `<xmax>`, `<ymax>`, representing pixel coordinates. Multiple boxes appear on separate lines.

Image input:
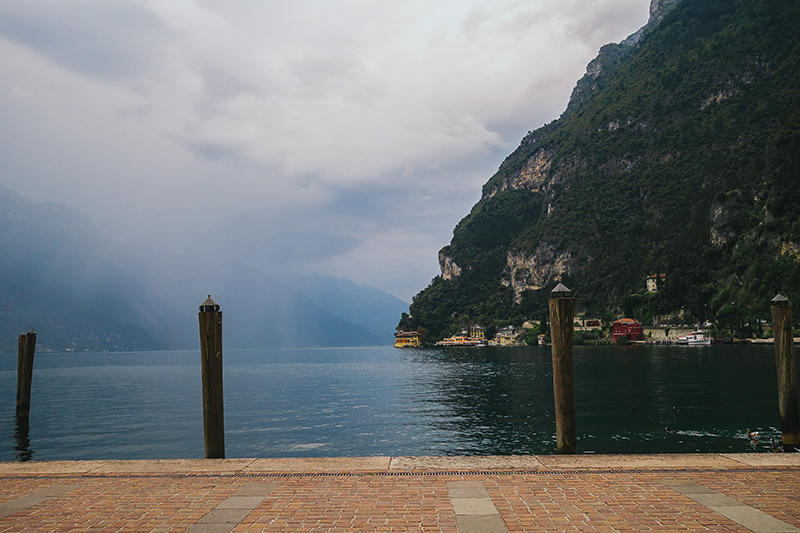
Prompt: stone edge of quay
<box><xmin>1</xmin><ymin>453</ymin><xmax>799</xmax><ymax>476</ymax></box>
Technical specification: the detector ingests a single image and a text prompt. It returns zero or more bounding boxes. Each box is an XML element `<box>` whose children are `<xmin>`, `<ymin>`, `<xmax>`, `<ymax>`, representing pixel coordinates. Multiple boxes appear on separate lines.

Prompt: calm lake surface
<box><xmin>1</xmin><ymin>344</ymin><xmax>796</xmax><ymax>462</ymax></box>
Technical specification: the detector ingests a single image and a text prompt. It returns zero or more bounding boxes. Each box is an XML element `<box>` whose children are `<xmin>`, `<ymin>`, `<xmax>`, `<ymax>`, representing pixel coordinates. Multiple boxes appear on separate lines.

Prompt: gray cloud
<box><xmin>0</xmin><ymin>0</ymin><xmax>651</xmax><ymax>301</ymax></box>
<box><xmin>0</xmin><ymin>0</ymin><xmax>168</xmax><ymax>81</ymax></box>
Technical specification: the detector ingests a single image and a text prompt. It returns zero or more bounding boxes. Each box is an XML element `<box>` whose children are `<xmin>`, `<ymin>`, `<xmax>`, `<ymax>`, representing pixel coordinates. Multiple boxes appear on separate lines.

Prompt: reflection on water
<box><xmin>401</xmin><ymin>347</ymin><xmax>558</xmax><ymax>455</ymax></box>
<box><xmin>0</xmin><ymin>344</ymin><xmax>797</xmax><ymax>461</ymax></box>
<box><xmin>399</xmin><ymin>344</ymin><xmax>793</xmax><ymax>455</ymax></box>
<box><xmin>571</xmin><ymin>344</ymin><xmax>783</xmax><ymax>454</ymax></box>
<box><xmin>14</xmin><ymin>417</ymin><xmax>33</xmax><ymax>462</ymax></box>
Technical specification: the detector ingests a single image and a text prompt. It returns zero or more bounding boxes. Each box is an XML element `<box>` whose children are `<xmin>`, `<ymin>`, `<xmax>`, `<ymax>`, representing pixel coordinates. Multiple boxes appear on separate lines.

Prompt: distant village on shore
<box><xmin>394</xmin><ymin>319</ymin><xmax>725</xmax><ymax>348</ymax></box>
<box><xmin>395</xmin><ymin>273</ymin><xmax>790</xmax><ymax>348</ymax></box>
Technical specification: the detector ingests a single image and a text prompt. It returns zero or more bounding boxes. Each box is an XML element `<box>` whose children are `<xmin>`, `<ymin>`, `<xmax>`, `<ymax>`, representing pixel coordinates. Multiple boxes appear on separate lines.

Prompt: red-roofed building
<box><xmin>612</xmin><ymin>318</ymin><xmax>643</xmax><ymax>342</ymax></box>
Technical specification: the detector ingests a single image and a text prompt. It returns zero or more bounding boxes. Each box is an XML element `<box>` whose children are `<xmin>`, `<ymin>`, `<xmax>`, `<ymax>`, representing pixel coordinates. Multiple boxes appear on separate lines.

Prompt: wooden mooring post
<box><xmin>549</xmin><ymin>283</ymin><xmax>577</xmax><ymax>454</ymax></box>
<box><xmin>16</xmin><ymin>329</ymin><xmax>36</xmax><ymax>419</ymax></box>
<box><xmin>770</xmin><ymin>293</ymin><xmax>800</xmax><ymax>447</ymax></box>
<box><xmin>199</xmin><ymin>295</ymin><xmax>225</xmax><ymax>459</ymax></box>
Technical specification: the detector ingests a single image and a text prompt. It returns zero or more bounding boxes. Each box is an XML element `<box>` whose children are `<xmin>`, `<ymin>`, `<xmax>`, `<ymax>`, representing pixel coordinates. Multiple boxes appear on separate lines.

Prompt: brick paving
<box><xmin>0</xmin><ymin>455</ymin><xmax>798</xmax><ymax>532</ymax></box>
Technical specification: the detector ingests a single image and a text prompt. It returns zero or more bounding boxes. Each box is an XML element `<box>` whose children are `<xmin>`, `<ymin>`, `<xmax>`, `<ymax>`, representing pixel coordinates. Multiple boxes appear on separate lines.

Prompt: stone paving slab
<box><xmin>721</xmin><ymin>453</ymin><xmax>800</xmax><ymax>467</ymax></box>
<box><xmin>0</xmin><ymin>455</ymin><xmax>799</xmax><ymax>533</ymax></box>
<box><xmin>244</xmin><ymin>456</ymin><xmax>391</xmax><ymax>473</ymax></box>
<box><xmin>0</xmin><ymin>484</ymin><xmax>80</xmax><ymax>520</ymax></box>
<box><xmin>389</xmin><ymin>455</ymin><xmax>545</xmax><ymax>471</ymax></box>
<box><xmin>664</xmin><ymin>480</ymin><xmax>800</xmax><ymax>533</ymax></box>
<box><xmin>0</xmin><ymin>460</ymin><xmax>108</xmax><ymax>475</ymax></box>
<box><xmin>88</xmin><ymin>458</ymin><xmax>260</xmax><ymax>474</ymax></box>
<box><xmin>183</xmin><ymin>482</ymin><xmax>280</xmax><ymax>533</ymax></box>
<box><xmin>537</xmin><ymin>452</ymin><xmax>745</xmax><ymax>468</ymax></box>
<box><xmin>448</xmin><ymin>480</ymin><xmax>508</xmax><ymax>533</ymax></box>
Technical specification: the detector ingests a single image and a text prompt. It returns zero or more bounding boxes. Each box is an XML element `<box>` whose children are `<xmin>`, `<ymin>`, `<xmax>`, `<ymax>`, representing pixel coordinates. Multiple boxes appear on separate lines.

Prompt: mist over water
<box><xmin>0</xmin><ymin>344</ymin><xmax>793</xmax><ymax>461</ymax></box>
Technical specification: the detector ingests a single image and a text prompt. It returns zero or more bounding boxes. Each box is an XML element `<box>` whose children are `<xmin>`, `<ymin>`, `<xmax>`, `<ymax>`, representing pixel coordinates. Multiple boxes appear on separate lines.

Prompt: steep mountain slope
<box><xmin>402</xmin><ymin>0</ymin><xmax>800</xmax><ymax>341</ymax></box>
<box><xmin>0</xmin><ymin>186</ymin><xmax>163</xmax><ymax>352</ymax></box>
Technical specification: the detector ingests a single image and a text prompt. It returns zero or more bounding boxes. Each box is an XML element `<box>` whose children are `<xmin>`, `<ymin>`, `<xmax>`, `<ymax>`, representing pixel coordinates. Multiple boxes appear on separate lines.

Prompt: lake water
<box><xmin>1</xmin><ymin>344</ymin><xmax>796</xmax><ymax>462</ymax></box>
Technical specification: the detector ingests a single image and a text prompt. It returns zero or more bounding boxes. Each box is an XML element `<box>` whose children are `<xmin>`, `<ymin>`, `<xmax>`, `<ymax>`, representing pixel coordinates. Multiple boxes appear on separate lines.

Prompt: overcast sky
<box><xmin>0</xmin><ymin>0</ymin><xmax>650</xmax><ymax>301</ymax></box>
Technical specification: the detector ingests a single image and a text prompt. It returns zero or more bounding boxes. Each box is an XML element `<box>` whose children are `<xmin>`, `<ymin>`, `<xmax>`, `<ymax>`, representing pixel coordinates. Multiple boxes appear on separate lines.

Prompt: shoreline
<box><xmin>2</xmin><ymin>453</ymin><xmax>800</xmax><ymax>476</ymax></box>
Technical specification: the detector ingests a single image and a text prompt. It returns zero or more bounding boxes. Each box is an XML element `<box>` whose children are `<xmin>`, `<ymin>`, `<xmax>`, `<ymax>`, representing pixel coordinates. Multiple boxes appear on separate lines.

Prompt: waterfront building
<box><xmin>394</xmin><ymin>331</ymin><xmax>421</xmax><ymax>348</ymax></box>
<box><xmin>494</xmin><ymin>326</ymin><xmax>521</xmax><ymax>346</ymax></box>
<box><xmin>436</xmin><ymin>332</ymin><xmax>475</xmax><ymax>346</ymax></box>
<box><xmin>612</xmin><ymin>318</ymin><xmax>643</xmax><ymax>341</ymax></box>
<box><xmin>436</xmin><ymin>327</ymin><xmax>486</xmax><ymax>346</ymax></box>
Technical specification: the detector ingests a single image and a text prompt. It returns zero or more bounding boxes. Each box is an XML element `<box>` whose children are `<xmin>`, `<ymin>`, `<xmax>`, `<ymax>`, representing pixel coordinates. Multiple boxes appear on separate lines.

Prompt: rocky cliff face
<box><xmin>502</xmin><ymin>241</ymin><xmax>581</xmax><ymax>304</ymax></box>
<box><xmin>482</xmin><ymin>145</ymin><xmax>556</xmax><ymax>200</ymax></box>
<box><xmin>649</xmin><ymin>0</ymin><xmax>683</xmax><ymax>22</ymax></box>
<box><xmin>438</xmin><ymin>248</ymin><xmax>462</xmax><ymax>280</ymax></box>
<box><xmin>710</xmin><ymin>190</ymin><xmax>747</xmax><ymax>248</ymax></box>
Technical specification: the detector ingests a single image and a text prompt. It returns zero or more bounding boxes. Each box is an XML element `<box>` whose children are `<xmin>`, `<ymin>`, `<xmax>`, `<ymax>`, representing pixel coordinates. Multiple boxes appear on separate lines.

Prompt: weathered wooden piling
<box><xmin>199</xmin><ymin>295</ymin><xmax>225</xmax><ymax>459</ymax></box>
<box><xmin>549</xmin><ymin>283</ymin><xmax>577</xmax><ymax>454</ymax></box>
<box><xmin>770</xmin><ymin>293</ymin><xmax>800</xmax><ymax>446</ymax></box>
<box><xmin>16</xmin><ymin>329</ymin><xmax>36</xmax><ymax>419</ymax></box>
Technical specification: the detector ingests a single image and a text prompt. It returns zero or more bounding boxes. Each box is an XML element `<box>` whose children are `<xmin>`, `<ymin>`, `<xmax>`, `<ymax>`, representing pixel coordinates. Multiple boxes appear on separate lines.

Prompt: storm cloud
<box><xmin>0</xmin><ymin>0</ymin><xmax>649</xmax><ymax>300</ymax></box>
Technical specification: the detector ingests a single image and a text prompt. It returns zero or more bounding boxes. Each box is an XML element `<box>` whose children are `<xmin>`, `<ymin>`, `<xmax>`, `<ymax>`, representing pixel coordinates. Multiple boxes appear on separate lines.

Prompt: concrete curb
<box><xmin>1</xmin><ymin>453</ymin><xmax>798</xmax><ymax>476</ymax></box>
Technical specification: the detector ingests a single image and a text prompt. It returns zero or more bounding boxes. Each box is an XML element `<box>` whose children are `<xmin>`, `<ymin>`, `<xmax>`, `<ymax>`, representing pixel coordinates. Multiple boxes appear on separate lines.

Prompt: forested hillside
<box><xmin>401</xmin><ymin>0</ymin><xmax>800</xmax><ymax>342</ymax></box>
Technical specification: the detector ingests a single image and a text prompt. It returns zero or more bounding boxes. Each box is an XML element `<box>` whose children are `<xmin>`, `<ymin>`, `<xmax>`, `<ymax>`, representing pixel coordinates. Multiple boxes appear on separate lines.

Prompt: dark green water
<box><xmin>0</xmin><ymin>344</ymin><xmax>795</xmax><ymax>461</ymax></box>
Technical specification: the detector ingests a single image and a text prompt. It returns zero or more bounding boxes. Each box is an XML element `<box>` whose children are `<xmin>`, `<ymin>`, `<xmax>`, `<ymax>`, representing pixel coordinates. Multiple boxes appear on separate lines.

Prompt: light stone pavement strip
<box><xmin>447</xmin><ymin>480</ymin><xmax>508</xmax><ymax>533</ymax></box>
<box><xmin>0</xmin><ymin>454</ymin><xmax>799</xmax><ymax>532</ymax></box>
<box><xmin>662</xmin><ymin>479</ymin><xmax>800</xmax><ymax>533</ymax></box>
<box><xmin>0</xmin><ymin>484</ymin><xmax>80</xmax><ymax>520</ymax></box>
<box><xmin>184</xmin><ymin>481</ymin><xmax>280</xmax><ymax>533</ymax></box>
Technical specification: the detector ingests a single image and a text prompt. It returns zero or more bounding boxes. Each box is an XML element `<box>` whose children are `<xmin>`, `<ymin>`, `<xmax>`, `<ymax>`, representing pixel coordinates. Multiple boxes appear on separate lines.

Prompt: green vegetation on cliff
<box><xmin>401</xmin><ymin>0</ymin><xmax>800</xmax><ymax>343</ymax></box>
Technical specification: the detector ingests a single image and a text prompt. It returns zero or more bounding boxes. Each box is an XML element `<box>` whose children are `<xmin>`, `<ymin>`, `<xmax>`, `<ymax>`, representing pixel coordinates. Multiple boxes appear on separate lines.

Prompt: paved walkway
<box><xmin>1</xmin><ymin>454</ymin><xmax>799</xmax><ymax>532</ymax></box>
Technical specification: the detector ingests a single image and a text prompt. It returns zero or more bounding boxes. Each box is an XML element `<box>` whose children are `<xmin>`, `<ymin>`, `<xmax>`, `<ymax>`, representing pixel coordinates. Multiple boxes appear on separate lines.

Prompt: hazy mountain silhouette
<box><xmin>0</xmin><ymin>187</ymin><xmax>402</xmax><ymax>351</ymax></box>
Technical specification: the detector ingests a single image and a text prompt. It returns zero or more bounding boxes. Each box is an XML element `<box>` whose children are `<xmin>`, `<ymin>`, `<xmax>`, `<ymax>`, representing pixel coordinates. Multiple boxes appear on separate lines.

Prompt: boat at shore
<box><xmin>677</xmin><ymin>331</ymin><xmax>711</xmax><ymax>345</ymax></box>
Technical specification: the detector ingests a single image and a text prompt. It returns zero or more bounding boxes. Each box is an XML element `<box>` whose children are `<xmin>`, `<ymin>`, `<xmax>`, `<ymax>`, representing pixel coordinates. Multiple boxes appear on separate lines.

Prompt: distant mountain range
<box><xmin>0</xmin><ymin>186</ymin><xmax>159</xmax><ymax>352</ymax></box>
<box><xmin>0</xmin><ymin>186</ymin><xmax>407</xmax><ymax>352</ymax></box>
<box><xmin>284</xmin><ymin>274</ymin><xmax>410</xmax><ymax>344</ymax></box>
<box><xmin>401</xmin><ymin>0</ymin><xmax>800</xmax><ymax>342</ymax></box>
<box><xmin>181</xmin><ymin>265</ymin><xmax>407</xmax><ymax>349</ymax></box>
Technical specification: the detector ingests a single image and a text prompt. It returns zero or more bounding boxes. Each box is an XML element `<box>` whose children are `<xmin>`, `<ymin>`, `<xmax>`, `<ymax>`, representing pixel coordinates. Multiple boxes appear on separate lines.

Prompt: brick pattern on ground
<box><xmin>0</xmin><ymin>467</ymin><xmax>799</xmax><ymax>532</ymax></box>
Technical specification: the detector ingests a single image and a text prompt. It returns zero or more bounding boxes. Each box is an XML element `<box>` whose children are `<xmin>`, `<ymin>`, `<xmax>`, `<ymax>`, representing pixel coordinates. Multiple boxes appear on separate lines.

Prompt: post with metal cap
<box><xmin>16</xmin><ymin>329</ymin><xmax>36</xmax><ymax>419</ymax></box>
<box><xmin>199</xmin><ymin>295</ymin><xmax>225</xmax><ymax>458</ymax></box>
<box><xmin>770</xmin><ymin>293</ymin><xmax>800</xmax><ymax>447</ymax></box>
<box><xmin>549</xmin><ymin>283</ymin><xmax>577</xmax><ymax>453</ymax></box>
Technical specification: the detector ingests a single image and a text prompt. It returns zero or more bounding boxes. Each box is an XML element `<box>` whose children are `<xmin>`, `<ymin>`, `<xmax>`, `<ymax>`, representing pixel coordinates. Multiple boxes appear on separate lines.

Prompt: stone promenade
<box><xmin>1</xmin><ymin>453</ymin><xmax>799</xmax><ymax>532</ymax></box>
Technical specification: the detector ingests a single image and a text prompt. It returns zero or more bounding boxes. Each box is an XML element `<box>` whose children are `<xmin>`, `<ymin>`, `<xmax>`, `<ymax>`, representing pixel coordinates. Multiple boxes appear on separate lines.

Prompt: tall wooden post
<box><xmin>771</xmin><ymin>294</ymin><xmax>800</xmax><ymax>446</ymax></box>
<box><xmin>199</xmin><ymin>295</ymin><xmax>225</xmax><ymax>459</ymax></box>
<box><xmin>549</xmin><ymin>283</ymin><xmax>577</xmax><ymax>454</ymax></box>
<box><xmin>16</xmin><ymin>329</ymin><xmax>36</xmax><ymax>419</ymax></box>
